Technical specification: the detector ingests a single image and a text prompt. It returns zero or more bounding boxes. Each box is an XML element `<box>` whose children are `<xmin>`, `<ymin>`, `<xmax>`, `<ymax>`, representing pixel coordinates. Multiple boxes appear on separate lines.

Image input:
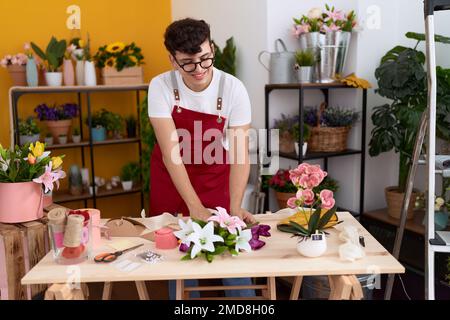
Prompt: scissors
<box><xmin>94</xmin><ymin>244</ymin><xmax>144</xmax><ymax>263</ymax></box>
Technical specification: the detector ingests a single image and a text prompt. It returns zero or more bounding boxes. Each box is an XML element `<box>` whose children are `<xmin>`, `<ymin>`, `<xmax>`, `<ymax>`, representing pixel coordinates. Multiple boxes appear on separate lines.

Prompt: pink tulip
<box><xmin>320</xmin><ymin>189</ymin><xmax>335</xmax><ymax>210</ymax></box>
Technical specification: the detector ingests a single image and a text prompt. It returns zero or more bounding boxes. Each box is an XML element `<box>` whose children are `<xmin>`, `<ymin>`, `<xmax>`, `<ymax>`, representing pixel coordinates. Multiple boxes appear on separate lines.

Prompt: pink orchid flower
<box><xmin>287</xmin><ymin>189</ymin><xmax>315</xmax><ymax>208</ymax></box>
<box><xmin>320</xmin><ymin>189</ymin><xmax>335</xmax><ymax>210</ymax></box>
<box><xmin>32</xmin><ymin>162</ymin><xmax>66</xmax><ymax>193</ymax></box>
<box><xmin>208</xmin><ymin>207</ymin><xmax>246</xmax><ymax>234</ymax></box>
<box><xmin>325</xmin><ymin>9</ymin><xmax>345</xmax><ymax>22</ymax></box>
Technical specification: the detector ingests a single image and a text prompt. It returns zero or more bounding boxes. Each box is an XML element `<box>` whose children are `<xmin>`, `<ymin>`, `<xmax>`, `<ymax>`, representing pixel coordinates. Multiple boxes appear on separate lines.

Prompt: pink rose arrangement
<box><xmin>175</xmin><ymin>207</ymin><xmax>271</xmax><ymax>263</ymax></box>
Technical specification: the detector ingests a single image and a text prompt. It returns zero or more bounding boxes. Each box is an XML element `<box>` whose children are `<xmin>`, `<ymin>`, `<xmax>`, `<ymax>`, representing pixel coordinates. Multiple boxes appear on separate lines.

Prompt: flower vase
<box><xmin>63</xmin><ymin>59</ymin><xmax>75</xmax><ymax>86</ymax></box>
<box><xmin>0</xmin><ymin>182</ymin><xmax>44</xmax><ymax>223</ymax></box>
<box><xmin>75</xmin><ymin>60</ymin><xmax>84</xmax><ymax>86</ymax></box>
<box><xmin>296</xmin><ymin>233</ymin><xmax>327</xmax><ymax>258</ymax></box>
<box><xmin>26</xmin><ymin>57</ymin><xmax>39</xmax><ymax>87</ymax></box>
<box><xmin>84</xmin><ymin>61</ymin><xmax>97</xmax><ymax>86</ymax></box>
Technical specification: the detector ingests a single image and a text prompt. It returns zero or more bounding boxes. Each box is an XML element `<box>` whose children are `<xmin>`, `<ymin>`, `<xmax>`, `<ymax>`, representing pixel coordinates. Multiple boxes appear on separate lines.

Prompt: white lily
<box><xmin>173</xmin><ymin>219</ymin><xmax>195</xmax><ymax>245</ymax></box>
<box><xmin>188</xmin><ymin>221</ymin><xmax>224</xmax><ymax>259</ymax></box>
<box><xmin>234</xmin><ymin>228</ymin><xmax>252</xmax><ymax>254</ymax></box>
<box><xmin>0</xmin><ymin>157</ymin><xmax>9</xmax><ymax>172</ymax></box>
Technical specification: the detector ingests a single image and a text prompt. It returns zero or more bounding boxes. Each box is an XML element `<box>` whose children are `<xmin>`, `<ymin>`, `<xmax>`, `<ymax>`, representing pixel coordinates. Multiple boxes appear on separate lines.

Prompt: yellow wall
<box><xmin>0</xmin><ymin>0</ymin><xmax>171</xmax><ymax>218</ymax></box>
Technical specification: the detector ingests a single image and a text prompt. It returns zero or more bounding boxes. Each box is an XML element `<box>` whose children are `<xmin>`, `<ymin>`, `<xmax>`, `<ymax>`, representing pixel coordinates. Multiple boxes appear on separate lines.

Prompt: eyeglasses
<box><xmin>173</xmin><ymin>55</ymin><xmax>215</xmax><ymax>73</ymax></box>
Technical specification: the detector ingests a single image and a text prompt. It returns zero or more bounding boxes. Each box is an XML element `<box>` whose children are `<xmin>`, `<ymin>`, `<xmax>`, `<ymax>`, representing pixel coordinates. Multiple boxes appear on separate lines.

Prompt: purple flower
<box><xmin>34</xmin><ymin>103</ymin><xmax>79</xmax><ymax>121</ymax></box>
<box><xmin>249</xmin><ymin>224</ymin><xmax>271</xmax><ymax>250</ymax></box>
<box><xmin>179</xmin><ymin>243</ymin><xmax>190</xmax><ymax>253</ymax></box>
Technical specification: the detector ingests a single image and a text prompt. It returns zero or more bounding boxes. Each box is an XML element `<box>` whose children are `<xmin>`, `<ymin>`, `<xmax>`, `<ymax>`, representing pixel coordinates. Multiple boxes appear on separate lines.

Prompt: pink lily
<box><xmin>208</xmin><ymin>206</ymin><xmax>246</xmax><ymax>234</ymax></box>
<box><xmin>32</xmin><ymin>162</ymin><xmax>66</xmax><ymax>193</ymax></box>
<box><xmin>324</xmin><ymin>9</ymin><xmax>345</xmax><ymax>22</ymax></box>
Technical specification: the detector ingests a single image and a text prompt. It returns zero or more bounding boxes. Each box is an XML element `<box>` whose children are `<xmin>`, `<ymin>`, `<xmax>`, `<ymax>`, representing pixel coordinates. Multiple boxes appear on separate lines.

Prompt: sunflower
<box><xmin>129</xmin><ymin>55</ymin><xmax>138</xmax><ymax>64</ymax></box>
<box><xmin>105</xmin><ymin>57</ymin><xmax>116</xmax><ymax>67</ymax></box>
<box><xmin>106</xmin><ymin>42</ymin><xmax>125</xmax><ymax>54</ymax></box>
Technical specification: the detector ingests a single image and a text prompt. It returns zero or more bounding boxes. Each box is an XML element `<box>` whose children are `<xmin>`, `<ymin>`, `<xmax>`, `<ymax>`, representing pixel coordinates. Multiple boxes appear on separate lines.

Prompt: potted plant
<box><xmin>212</xmin><ymin>37</ymin><xmax>236</xmax><ymax>76</ymax></box>
<box><xmin>276</xmin><ymin>163</ymin><xmax>339</xmax><ymax>257</ymax></box>
<box><xmin>304</xmin><ymin>104</ymin><xmax>359</xmax><ymax>152</ymax></box>
<box><xmin>369</xmin><ymin>32</ymin><xmax>450</xmax><ymax>220</ymax></box>
<box><xmin>293</xmin><ymin>122</ymin><xmax>311</xmax><ymax>156</ymax></box>
<box><xmin>63</xmin><ymin>44</ymin><xmax>76</xmax><ymax>86</ymax></box>
<box><xmin>273</xmin><ymin>114</ymin><xmax>298</xmax><ymax>154</ymax></box>
<box><xmin>88</xmin><ymin>109</ymin><xmax>108</xmax><ymax>142</ymax></box>
<box><xmin>18</xmin><ymin>117</ymin><xmax>40</xmax><ymax>146</ymax></box>
<box><xmin>72</xmin><ymin>127</ymin><xmax>81</xmax><ymax>143</ymax></box>
<box><xmin>125</xmin><ymin>115</ymin><xmax>137</xmax><ymax>138</ymax></box>
<box><xmin>44</xmin><ymin>132</ymin><xmax>53</xmax><ymax>146</ymax></box>
<box><xmin>94</xmin><ymin>41</ymin><xmax>145</xmax><ymax>85</ymax></box>
<box><xmin>294</xmin><ymin>49</ymin><xmax>315</xmax><ymax>83</ymax></box>
<box><xmin>35</xmin><ymin>103</ymin><xmax>79</xmax><ymax>141</ymax></box>
<box><xmin>58</xmin><ymin>134</ymin><xmax>67</xmax><ymax>144</ymax></box>
<box><xmin>104</xmin><ymin>111</ymin><xmax>124</xmax><ymax>139</ymax></box>
<box><xmin>0</xmin><ymin>53</ymin><xmax>28</xmax><ymax>86</ymax></box>
<box><xmin>31</xmin><ymin>37</ymin><xmax>67</xmax><ymax>87</ymax></box>
<box><xmin>0</xmin><ymin>142</ymin><xmax>66</xmax><ymax>223</ymax></box>
<box><xmin>120</xmin><ymin>162</ymin><xmax>140</xmax><ymax>191</ymax></box>
<box><xmin>83</xmin><ymin>33</ymin><xmax>97</xmax><ymax>86</ymax></box>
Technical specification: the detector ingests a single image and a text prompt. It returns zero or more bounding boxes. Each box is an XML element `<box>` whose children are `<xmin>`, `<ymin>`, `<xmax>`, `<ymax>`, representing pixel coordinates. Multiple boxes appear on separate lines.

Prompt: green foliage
<box><xmin>87</xmin><ymin>109</ymin><xmax>123</xmax><ymax>132</ymax></box>
<box><xmin>94</xmin><ymin>42</ymin><xmax>144</xmax><ymax>71</ymax></box>
<box><xmin>295</xmin><ymin>49</ymin><xmax>315</xmax><ymax>67</ymax></box>
<box><xmin>292</xmin><ymin>123</ymin><xmax>311</xmax><ymax>142</ymax></box>
<box><xmin>213</xmin><ymin>37</ymin><xmax>236</xmax><ymax>76</ymax></box>
<box><xmin>19</xmin><ymin>117</ymin><xmax>40</xmax><ymax>136</ymax></box>
<box><xmin>31</xmin><ymin>37</ymin><xmax>67</xmax><ymax>72</ymax></box>
<box><xmin>120</xmin><ymin>162</ymin><xmax>141</xmax><ymax>182</ymax></box>
<box><xmin>73</xmin><ymin>127</ymin><xmax>80</xmax><ymax>136</ymax></box>
<box><xmin>140</xmin><ymin>96</ymin><xmax>156</xmax><ymax>195</ymax></box>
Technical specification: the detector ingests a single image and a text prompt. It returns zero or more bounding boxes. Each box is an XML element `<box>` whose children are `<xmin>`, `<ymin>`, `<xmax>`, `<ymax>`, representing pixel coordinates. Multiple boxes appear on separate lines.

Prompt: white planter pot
<box><xmin>44</xmin><ymin>137</ymin><xmax>54</xmax><ymax>146</ymax></box>
<box><xmin>72</xmin><ymin>135</ymin><xmax>81</xmax><ymax>143</ymax></box>
<box><xmin>89</xmin><ymin>185</ymin><xmax>98</xmax><ymax>195</ymax></box>
<box><xmin>121</xmin><ymin>181</ymin><xmax>133</xmax><ymax>191</ymax></box>
<box><xmin>294</xmin><ymin>142</ymin><xmax>308</xmax><ymax>156</ymax></box>
<box><xmin>296</xmin><ymin>66</ymin><xmax>313</xmax><ymax>83</ymax></box>
<box><xmin>58</xmin><ymin>136</ymin><xmax>67</xmax><ymax>144</ymax></box>
<box><xmin>75</xmin><ymin>60</ymin><xmax>84</xmax><ymax>85</ymax></box>
<box><xmin>45</xmin><ymin>72</ymin><xmax>63</xmax><ymax>87</ymax></box>
<box><xmin>296</xmin><ymin>232</ymin><xmax>327</xmax><ymax>258</ymax></box>
<box><xmin>84</xmin><ymin>61</ymin><xmax>97</xmax><ymax>86</ymax></box>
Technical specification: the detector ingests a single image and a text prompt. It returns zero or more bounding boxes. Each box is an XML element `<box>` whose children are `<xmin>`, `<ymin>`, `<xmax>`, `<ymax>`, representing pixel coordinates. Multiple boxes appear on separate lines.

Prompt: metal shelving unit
<box><xmin>9</xmin><ymin>84</ymin><xmax>148</xmax><ymax>209</ymax></box>
<box><xmin>264</xmin><ymin>82</ymin><xmax>367</xmax><ymax>216</ymax></box>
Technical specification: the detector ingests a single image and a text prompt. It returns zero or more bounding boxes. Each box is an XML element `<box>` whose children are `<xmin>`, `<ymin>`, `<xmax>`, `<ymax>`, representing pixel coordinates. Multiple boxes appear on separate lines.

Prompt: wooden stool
<box><xmin>45</xmin><ymin>283</ymin><xmax>89</xmax><ymax>300</ymax></box>
<box><xmin>102</xmin><ymin>281</ymin><xmax>149</xmax><ymax>300</ymax></box>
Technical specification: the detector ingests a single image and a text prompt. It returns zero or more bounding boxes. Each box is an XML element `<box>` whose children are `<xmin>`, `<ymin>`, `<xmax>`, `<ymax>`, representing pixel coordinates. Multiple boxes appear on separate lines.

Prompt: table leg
<box><xmin>135</xmin><ymin>281</ymin><xmax>149</xmax><ymax>300</ymax></box>
<box><xmin>102</xmin><ymin>282</ymin><xmax>112</xmax><ymax>300</ymax></box>
<box><xmin>267</xmin><ymin>277</ymin><xmax>277</xmax><ymax>300</ymax></box>
<box><xmin>176</xmin><ymin>280</ymin><xmax>184</xmax><ymax>300</ymax></box>
<box><xmin>328</xmin><ymin>275</ymin><xmax>353</xmax><ymax>300</ymax></box>
<box><xmin>289</xmin><ymin>276</ymin><xmax>303</xmax><ymax>300</ymax></box>
<box><xmin>348</xmin><ymin>275</ymin><xmax>364</xmax><ymax>300</ymax></box>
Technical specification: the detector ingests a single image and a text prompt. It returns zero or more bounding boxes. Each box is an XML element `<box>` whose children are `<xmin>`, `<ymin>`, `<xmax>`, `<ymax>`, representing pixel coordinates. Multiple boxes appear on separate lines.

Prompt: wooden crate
<box><xmin>0</xmin><ymin>219</ymin><xmax>49</xmax><ymax>300</ymax></box>
<box><xmin>100</xmin><ymin>66</ymin><xmax>144</xmax><ymax>85</ymax></box>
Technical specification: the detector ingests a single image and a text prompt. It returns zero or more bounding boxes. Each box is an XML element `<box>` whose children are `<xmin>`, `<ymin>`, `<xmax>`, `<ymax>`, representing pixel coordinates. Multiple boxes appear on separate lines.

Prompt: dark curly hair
<box><xmin>164</xmin><ymin>18</ymin><xmax>211</xmax><ymax>56</ymax></box>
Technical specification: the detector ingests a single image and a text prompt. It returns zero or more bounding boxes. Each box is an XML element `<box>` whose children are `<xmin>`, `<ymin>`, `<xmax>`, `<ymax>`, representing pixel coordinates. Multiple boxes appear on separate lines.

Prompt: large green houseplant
<box><xmin>369</xmin><ymin>32</ymin><xmax>450</xmax><ymax>219</ymax></box>
<box><xmin>212</xmin><ymin>37</ymin><xmax>236</xmax><ymax>76</ymax></box>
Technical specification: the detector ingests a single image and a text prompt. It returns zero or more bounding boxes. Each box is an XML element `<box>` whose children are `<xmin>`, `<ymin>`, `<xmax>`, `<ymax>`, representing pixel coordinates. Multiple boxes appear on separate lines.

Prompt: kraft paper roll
<box><xmin>63</xmin><ymin>214</ymin><xmax>84</xmax><ymax>248</ymax></box>
<box><xmin>47</xmin><ymin>208</ymin><xmax>67</xmax><ymax>233</ymax></box>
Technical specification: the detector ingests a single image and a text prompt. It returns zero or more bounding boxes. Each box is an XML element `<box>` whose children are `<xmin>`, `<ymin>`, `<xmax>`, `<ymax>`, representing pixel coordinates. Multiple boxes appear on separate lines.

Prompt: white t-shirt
<box><xmin>147</xmin><ymin>67</ymin><xmax>252</xmax><ymax>128</ymax></box>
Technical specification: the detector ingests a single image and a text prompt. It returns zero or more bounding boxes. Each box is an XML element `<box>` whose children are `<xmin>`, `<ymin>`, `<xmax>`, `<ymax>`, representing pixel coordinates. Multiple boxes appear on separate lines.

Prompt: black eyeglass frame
<box><xmin>172</xmin><ymin>54</ymin><xmax>215</xmax><ymax>73</ymax></box>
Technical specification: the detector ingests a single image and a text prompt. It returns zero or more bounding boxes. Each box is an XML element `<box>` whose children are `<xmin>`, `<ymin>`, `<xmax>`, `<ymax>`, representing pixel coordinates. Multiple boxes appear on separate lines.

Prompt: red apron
<box><xmin>149</xmin><ymin>71</ymin><xmax>230</xmax><ymax>216</ymax></box>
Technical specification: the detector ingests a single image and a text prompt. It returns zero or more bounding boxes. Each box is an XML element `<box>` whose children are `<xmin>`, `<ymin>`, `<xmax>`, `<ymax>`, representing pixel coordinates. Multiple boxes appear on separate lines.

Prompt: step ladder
<box><xmin>384</xmin><ymin>0</ymin><xmax>450</xmax><ymax>300</ymax></box>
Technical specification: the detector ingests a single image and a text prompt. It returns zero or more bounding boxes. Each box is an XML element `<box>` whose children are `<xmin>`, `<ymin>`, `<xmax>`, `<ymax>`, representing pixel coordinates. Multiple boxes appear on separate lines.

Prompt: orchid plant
<box><xmin>0</xmin><ymin>142</ymin><xmax>66</xmax><ymax>193</ymax></box>
<box><xmin>292</xmin><ymin>4</ymin><xmax>358</xmax><ymax>38</ymax></box>
<box><xmin>174</xmin><ymin>207</ymin><xmax>271</xmax><ymax>263</ymax></box>
<box><xmin>277</xmin><ymin>163</ymin><xmax>340</xmax><ymax>240</ymax></box>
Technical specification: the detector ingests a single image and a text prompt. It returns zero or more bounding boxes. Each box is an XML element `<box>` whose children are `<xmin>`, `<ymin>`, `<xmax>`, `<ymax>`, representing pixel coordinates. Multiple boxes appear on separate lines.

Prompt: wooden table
<box><xmin>21</xmin><ymin>212</ymin><xmax>404</xmax><ymax>300</ymax></box>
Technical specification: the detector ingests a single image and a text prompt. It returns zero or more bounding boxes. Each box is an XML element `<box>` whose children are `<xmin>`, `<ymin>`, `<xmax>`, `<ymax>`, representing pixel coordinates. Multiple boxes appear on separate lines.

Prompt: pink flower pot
<box><xmin>63</xmin><ymin>59</ymin><xmax>75</xmax><ymax>86</ymax></box>
<box><xmin>44</xmin><ymin>119</ymin><xmax>72</xmax><ymax>141</ymax></box>
<box><xmin>155</xmin><ymin>227</ymin><xmax>178</xmax><ymax>249</ymax></box>
<box><xmin>0</xmin><ymin>182</ymin><xmax>44</xmax><ymax>223</ymax></box>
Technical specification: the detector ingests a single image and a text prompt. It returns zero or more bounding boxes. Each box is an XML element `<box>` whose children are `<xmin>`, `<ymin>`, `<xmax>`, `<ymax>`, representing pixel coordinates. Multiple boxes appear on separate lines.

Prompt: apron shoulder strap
<box><xmin>217</xmin><ymin>71</ymin><xmax>226</xmax><ymax>111</ymax></box>
<box><xmin>170</xmin><ymin>71</ymin><xmax>180</xmax><ymax>103</ymax></box>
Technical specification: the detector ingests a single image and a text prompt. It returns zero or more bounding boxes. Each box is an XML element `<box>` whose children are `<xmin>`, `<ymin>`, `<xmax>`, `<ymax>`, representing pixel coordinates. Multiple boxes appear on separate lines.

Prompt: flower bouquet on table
<box><xmin>174</xmin><ymin>207</ymin><xmax>271</xmax><ymax>263</ymax></box>
<box><xmin>0</xmin><ymin>142</ymin><xmax>66</xmax><ymax>223</ymax></box>
<box><xmin>277</xmin><ymin>163</ymin><xmax>340</xmax><ymax>257</ymax></box>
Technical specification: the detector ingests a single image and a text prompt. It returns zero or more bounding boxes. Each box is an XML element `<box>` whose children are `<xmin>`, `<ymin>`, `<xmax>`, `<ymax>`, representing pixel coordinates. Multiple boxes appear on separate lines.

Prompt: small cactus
<box><xmin>69</xmin><ymin>165</ymin><xmax>83</xmax><ymax>196</ymax></box>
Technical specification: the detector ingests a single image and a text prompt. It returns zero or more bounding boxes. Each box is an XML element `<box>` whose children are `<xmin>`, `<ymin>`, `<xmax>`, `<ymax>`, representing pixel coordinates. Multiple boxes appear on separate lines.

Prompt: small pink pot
<box><xmin>77</xmin><ymin>208</ymin><xmax>101</xmax><ymax>248</ymax></box>
<box><xmin>155</xmin><ymin>227</ymin><xmax>178</xmax><ymax>249</ymax></box>
<box><xmin>0</xmin><ymin>182</ymin><xmax>43</xmax><ymax>223</ymax></box>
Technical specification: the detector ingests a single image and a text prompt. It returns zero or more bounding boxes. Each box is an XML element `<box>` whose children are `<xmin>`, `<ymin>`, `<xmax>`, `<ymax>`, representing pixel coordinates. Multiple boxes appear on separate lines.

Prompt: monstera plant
<box><xmin>369</xmin><ymin>32</ymin><xmax>450</xmax><ymax>219</ymax></box>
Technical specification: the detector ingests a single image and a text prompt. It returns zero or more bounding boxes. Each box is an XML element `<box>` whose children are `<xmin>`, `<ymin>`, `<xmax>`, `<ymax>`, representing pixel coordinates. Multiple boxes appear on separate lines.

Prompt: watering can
<box><xmin>258</xmin><ymin>39</ymin><xmax>296</xmax><ymax>84</ymax></box>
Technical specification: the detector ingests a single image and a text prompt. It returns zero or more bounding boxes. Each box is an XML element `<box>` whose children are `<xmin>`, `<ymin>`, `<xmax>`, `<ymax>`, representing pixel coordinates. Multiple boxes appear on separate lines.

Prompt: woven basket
<box><xmin>279</xmin><ymin>131</ymin><xmax>295</xmax><ymax>154</ymax></box>
<box><xmin>308</xmin><ymin>126</ymin><xmax>351</xmax><ymax>152</ymax></box>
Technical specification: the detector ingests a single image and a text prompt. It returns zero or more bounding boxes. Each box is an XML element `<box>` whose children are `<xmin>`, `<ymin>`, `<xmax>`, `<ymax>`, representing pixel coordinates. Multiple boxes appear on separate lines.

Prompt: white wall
<box><xmin>171</xmin><ymin>0</ymin><xmax>450</xmax><ymax>213</ymax></box>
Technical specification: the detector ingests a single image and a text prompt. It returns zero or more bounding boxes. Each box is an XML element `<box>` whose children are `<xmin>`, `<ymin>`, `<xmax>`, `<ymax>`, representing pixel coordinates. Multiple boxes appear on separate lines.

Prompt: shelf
<box><xmin>265</xmin><ymin>82</ymin><xmax>353</xmax><ymax>91</ymax></box>
<box><xmin>279</xmin><ymin>149</ymin><xmax>362</xmax><ymax>161</ymax></box>
<box><xmin>9</xmin><ymin>84</ymin><xmax>148</xmax><ymax>96</ymax></box>
<box><xmin>45</xmin><ymin>137</ymin><xmax>141</xmax><ymax>150</ymax></box>
<box><xmin>363</xmin><ymin>208</ymin><xmax>426</xmax><ymax>235</ymax></box>
<box><xmin>53</xmin><ymin>184</ymin><xmax>142</xmax><ymax>203</ymax></box>
<box><xmin>430</xmin><ymin>244</ymin><xmax>450</xmax><ymax>253</ymax></box>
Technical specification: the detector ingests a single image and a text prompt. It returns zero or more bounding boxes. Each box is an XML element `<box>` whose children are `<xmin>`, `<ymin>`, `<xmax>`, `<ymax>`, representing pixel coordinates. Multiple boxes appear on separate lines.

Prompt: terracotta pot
<box><xmin>275</xmin><ymin>191</ymin><xmax>296</xmax><ymax>209</ymax></box>
<box><xmin>7</xmin><ymin>64</ymin><xmax>27</xmax><ymax>86</ymax></box>
<box><xmin>385</xmin><ymin>186</ymin><xmax>419</xmax><ymax>220</ymax></box>
<box><xmin>44</xmin><ymin>119</ymin><xmax>72</xmax><ymax>140</ymax></box>
<box><xmin>279</xmin><ymin>131</ymin><xmax>295</xmax><ymax>154</ymax></box>
<box><xmin>0</xmin><ymin>182</ymin><xmax>43</xmax><ymax>223</ymax></box>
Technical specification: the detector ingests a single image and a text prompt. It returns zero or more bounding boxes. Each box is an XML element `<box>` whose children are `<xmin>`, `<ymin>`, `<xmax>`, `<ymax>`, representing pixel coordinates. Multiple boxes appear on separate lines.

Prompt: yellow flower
<box><xmin>29</xmin><ymin>141</ymin><xmax>45</xmax><ymax>158</ymax></box>
<box><xmin>105</xmin><ymin>57</ymin><xmax>116</xmax><ymax>67</ymax></box>
<box><xmin>28</xmin><ymin>153</ymin><xmax>36</xmax><ymax>165</ymax></box>
<box><xmin>129</xmin><ymin>55</ymin><xmax>137</xmax><ymax>64</ymax></box>
<box><xmin>106</xmin><ymin>42</ymin><xmax>125</xmax><ymax>54</ymax></box>
<box><xmin>78</xmin><ymin>39</ymin><xmax>85</xmax><ymax>48</ymax></box>
<box><xmin>51</xmin><ymin>156</ymin><xmax>63</xmax><ymax>169</ymax></box>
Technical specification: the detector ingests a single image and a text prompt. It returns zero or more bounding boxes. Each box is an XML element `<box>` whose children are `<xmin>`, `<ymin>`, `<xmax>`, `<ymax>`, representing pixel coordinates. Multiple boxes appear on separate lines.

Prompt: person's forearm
<box><xmin>230</xmin><ymin>162</ymin><xmax>250</xmax><ymax>212</ymax></box>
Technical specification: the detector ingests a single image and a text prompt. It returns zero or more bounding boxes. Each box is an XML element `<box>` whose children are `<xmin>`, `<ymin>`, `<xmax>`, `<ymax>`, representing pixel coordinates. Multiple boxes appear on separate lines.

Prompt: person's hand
<box><xmin>231</xmin><ymin>207</ymin><xmax>256</xmax><ymax>225</ymax></box>
<box><xmin>189</xmin><ymin>204</ymin><xmax>212</xmax><ymax>222</ymax></box>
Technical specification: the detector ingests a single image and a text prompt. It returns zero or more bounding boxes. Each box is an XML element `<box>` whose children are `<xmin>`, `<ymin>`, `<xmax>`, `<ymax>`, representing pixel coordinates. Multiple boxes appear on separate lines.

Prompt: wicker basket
<box><xmin>308</xmin><ymin>126</ymin><xmax>351</xmax><ymax>152</ymax></box>
<box><xmin>279</xmin><ymin>131</ymin><xmax>295</xmax><ymax>153</ymax></box>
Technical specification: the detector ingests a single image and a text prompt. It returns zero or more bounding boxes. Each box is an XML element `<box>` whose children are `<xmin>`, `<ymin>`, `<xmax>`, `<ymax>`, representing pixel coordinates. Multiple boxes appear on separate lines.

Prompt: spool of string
<box><xmin>63</xmin><ymin>214</ymin><xmax>84</xmax><ymax>248</ymax></box>
<box><xmin>47</xmin><ymin>208</ymin><xmax>67</xmax><ymax>233</ymax></box>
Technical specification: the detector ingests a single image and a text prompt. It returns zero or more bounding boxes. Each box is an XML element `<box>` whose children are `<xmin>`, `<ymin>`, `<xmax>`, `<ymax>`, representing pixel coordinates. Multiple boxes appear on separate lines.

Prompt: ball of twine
<box><xmin>63</xmin><ymin>214</ymin><xmax>84</xmax><ymax>248</ymax></box>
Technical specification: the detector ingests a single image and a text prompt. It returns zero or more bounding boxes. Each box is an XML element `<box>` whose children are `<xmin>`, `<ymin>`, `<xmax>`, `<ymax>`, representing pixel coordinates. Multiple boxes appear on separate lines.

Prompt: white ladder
<box><xmin>384</xmin><ymin>0</ymin><xmax>450</xmax><ymax>300</ymax></box>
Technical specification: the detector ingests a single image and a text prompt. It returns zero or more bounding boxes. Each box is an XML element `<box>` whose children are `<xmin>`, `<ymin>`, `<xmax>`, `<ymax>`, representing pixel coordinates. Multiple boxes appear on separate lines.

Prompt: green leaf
<box><xmin>405</xmin><ymin>32</ymin><xmax>450</xmax><ymax>44</ymax></box>
<box><xmin>212</xmin><ymin>246</ymin><xmax>227</xmax><ymax>255</ymax></box>
<box><xmin>181</xmin><ymin>254</ymin><xmax>192</xmax><ymax>261</ymax></box>
<box><xmin>206</xmin><ymin>252</ymin><xmax>213</xmax><ymax>263</ymax></box>
<box><xmin>229</xmin><ymin>248</ymin><xmax>238</xmax><ymax>256</ymax></box>
<box><xmin>317</xmin><ymin>206</ymin><xmax>337</xmax><ymax>230</ymax></box>
<box><xmin>308</xmin><ymin>210</ymin><xmax>320</xmax><ymax>233</ymax></box>
<box><xmin>30</xmin><ymin>42</ymin><xmax>47</xmax><ymax>61</ymax></box>
<box><xmin>288</xmin><ymin>221</ymin><xmax>309</xmax><ymax>234</ymax></box>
